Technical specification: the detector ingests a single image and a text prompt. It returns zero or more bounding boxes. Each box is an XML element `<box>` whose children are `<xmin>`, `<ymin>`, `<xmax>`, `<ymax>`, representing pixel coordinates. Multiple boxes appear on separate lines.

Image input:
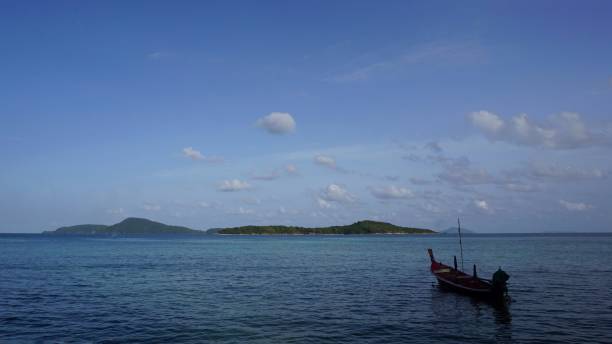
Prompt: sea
<box><xmin>1</xmin><ymin>233</ymin><xmax>611</xmax><ymax>343</ymax></box>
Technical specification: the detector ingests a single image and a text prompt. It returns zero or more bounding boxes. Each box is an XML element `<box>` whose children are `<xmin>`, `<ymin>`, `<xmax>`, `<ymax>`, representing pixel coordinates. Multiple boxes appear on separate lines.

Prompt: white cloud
<box><xmin>474</xmin><ymin>200</ymin><xmax>491</xmax><ymax>213</ymax></box>
<box><xmin>320</xmin><ymin>184</ymin><xmax>356</xmax><ymax>203</ymax></box>
<box><xmin>469</xmin><ymin>111</ymin><xmax>505</xmax><ymax>134</ymax></box>
<box><xmin>317</xmin><ymin>197</ymin><xmax>333</xmax><ymax>209</ymax></box>
<box><xmin>218</xmin><ymin>179</ymin><xmax>251</xmax><ymax>192</ymax></box>
<box><xmin>370</xmin><ymin>185</ymin><xmax>413</xmax><ymax>199</ymax></box>
<box><xmin>183</xmin><ymin>147</ymin><xmax>205</xmax><ymax>161</ymax></box>
<box><xmin>314</xmin><ymin>155</ymin><xmax>337</xmax><ymax>169</ymax></box>
<box><xmin>559</xmin><ymin>200</ymin><xmax>593</xmax><ymax>211</ymax></box>
<box><xmin>469</xmin><ymin>111</ymin><xmax>609</xmax><ymax>149</ymax></box>
<box><xmin>182</xmin><ymin>147</ymin><xmax>223</xmax><ymax>163</ymax></box>
<box><xmin>256</xmin><ymin>112</ymin><xmax>296</xmax><ymax>134</ymax></box>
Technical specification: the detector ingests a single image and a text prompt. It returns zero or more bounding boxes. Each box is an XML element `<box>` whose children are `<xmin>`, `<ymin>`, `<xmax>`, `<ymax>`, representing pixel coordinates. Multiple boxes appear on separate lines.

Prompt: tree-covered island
<box><xmin>214</xmin><ymin>220</ymin><xmax>436</xmax><ymax>235</ymax></box>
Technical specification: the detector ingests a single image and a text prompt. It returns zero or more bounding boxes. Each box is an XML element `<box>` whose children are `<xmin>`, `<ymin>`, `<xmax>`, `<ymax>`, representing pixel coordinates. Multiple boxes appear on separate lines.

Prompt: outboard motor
<box><xmin>492</xmin><ymin>267</ymin><xmax>510</xmax><ymax>300</ymax></box>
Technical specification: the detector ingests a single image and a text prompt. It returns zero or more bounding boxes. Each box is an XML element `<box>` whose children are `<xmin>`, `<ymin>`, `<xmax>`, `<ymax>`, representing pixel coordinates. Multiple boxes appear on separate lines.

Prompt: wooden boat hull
<box><xmin>435</xmin><ymin>276</ymin><xmax>501</xmax><ymax>299</ymax></box>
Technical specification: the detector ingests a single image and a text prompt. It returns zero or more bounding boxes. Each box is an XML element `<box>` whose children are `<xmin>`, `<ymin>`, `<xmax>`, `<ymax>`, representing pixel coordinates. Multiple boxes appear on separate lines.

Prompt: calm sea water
<box><xmin>1</xmin><ymin>233</ymin><xmax>611</xmax><ymax>343</ymax></box>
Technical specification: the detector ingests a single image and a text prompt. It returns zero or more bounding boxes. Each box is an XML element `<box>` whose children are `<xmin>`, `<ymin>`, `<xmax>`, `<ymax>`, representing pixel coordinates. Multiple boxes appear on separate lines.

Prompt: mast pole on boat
<box><xmin>458</xmin><ymin>217</ymin><xmax>464</xmax><ymax>271</ymax></box>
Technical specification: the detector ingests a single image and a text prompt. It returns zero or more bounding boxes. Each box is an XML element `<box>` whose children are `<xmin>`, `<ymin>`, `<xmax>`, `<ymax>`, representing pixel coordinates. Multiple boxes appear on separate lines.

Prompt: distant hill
<box><xmin>441</xmin><ymin>227</ymin><xmax>476</xmax><ymax>234</ymax></box>
<box><xmin>44</xmin><ymin>218</ymin><xmax>205</xmax><ymax>236</ymax></box>
<box><xmin>215</xmin><ymin>220</ymin><xmax>436</xmax><ymax>235</ymax></box>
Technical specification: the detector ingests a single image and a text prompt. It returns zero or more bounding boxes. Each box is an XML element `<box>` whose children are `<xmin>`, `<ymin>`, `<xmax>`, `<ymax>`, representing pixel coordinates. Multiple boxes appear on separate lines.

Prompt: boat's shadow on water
<box><xmin>430</xmin><ymin>284</ymin><xmax>513</xmax><ymax>342</ymax></box>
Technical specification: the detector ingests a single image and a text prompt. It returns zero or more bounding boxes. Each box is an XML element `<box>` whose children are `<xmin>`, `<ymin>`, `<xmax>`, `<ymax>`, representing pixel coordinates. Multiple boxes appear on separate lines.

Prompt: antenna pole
<box><xmin>458</xmin><ymin>217</ymin><xmax>464</xmax><ymax>271</ymax></box>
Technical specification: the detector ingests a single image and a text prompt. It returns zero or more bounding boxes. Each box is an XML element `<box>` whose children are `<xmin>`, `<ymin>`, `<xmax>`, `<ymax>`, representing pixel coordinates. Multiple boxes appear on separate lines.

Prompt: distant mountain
<box><xmin>215</xmin><ymin>220</ymin><xmax>436</xmax><ymax>235</ymax></box>
<box><xmin>441</xmin><ymin>227</ymin><xmax>476</xmax><ymax>234</ymax></box>
<box><xmin>44</xmin><ymin>218</ymin><xmax>205</xmax><ymax>235</ymax></box>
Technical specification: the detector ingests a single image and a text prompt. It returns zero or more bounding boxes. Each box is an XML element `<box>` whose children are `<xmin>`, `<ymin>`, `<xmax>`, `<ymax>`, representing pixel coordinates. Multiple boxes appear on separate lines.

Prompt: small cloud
<box><xmin>369</xmin><ymin>185</ymin><xmax>413</xmax><ymax>200</ymax></box>
<box><xmin>473</xmin><ymin>199</ymin><xmax>492</xmax><ymax>213</ymax></box>
<box><xmin>256</xmin><ymin>112</ymin><xmax>296</xmax><ymax>134</ymax></box>
<box><xmin>182</xmin><ymin>147</ymin><xmax>223</xmax><ymax>163</ymax></box>
<box><xmin>317</xmin><ymin>197</ymin><xmax>333</xmax><ymax>209</ymax></box>
<box><xmin>183</xmin><ymin>147</ymin><xmax>205</xmax><ymax>161</ymax></box>
<box><xmin>469</xmin><ymin>111</ymin><xmax>505</xmax><ymax>134</ymax></box>
<box><xmin>142</xmin><ymin>203</ymin><xmax>161</xmax><ymax>211</ymax></box>
<box><xmin>314</xmin><ymin>155</ymin><xmax>337</xmax><ymax>169</ymax></box>
<box><xmin>218</xmin><ymin>179</ymin><xmax>251</xmax><ymax>192</ymax></box>
<box><xmin>320</xmin><ymin>184</ymin><xmax>356</xmax><ymax>203</ymax></box>
<box><xmin>559</xmin><ymin>200</ymin><xmax>593</xmax><ymax>211</ymax></box>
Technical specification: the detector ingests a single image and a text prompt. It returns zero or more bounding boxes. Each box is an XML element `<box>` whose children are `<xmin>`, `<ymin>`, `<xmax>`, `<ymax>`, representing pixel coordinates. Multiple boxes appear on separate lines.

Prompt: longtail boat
<box><xmin>428</xmin><ymin>219</ymin><xmax>510</xmax><ymax>304</ymax></box>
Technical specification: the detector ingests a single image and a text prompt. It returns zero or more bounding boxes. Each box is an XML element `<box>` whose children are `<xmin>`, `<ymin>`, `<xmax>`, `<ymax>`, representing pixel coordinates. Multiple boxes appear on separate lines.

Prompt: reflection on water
<box><xmin>430</xmin><ymin>285</ymin><xmax>512</xmax><ymax>343</ymax></box>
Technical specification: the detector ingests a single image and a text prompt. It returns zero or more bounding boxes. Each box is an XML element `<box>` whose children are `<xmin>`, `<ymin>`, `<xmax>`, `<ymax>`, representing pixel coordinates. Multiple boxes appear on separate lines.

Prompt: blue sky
<box><xmin>1</xmin><ymin>1</ymin><xmax>611</xmax><ymax>232</ymax></box>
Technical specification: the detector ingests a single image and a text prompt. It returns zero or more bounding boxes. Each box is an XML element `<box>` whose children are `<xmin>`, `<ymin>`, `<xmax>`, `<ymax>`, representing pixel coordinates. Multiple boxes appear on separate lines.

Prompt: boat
<box><xmin>427</xmin><ymin>219</ymin><xmax>510</xmax><ymax>304</ymax></box>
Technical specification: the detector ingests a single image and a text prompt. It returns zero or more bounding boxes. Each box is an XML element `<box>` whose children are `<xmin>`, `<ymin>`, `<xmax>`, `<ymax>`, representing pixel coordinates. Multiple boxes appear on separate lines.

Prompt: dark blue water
<box><xmin>1</xmin><ymin>234</ymin><xmax>611</xmax><ymax>343</ymax></box>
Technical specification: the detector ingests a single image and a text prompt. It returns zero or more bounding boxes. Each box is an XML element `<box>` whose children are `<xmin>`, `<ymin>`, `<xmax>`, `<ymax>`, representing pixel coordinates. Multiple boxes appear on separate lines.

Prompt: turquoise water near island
<box><xmin>1</xmin><ymin>233</ymin><xmax>611</xmax><ymax>343</ymax></box>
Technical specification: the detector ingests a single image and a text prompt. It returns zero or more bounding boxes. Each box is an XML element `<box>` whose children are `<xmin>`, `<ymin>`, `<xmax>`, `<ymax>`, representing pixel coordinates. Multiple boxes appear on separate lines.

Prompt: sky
<box><xmin>1</xmin><ymin>1</ymin><xmax>611</xmax><ymax>233</ymax></box>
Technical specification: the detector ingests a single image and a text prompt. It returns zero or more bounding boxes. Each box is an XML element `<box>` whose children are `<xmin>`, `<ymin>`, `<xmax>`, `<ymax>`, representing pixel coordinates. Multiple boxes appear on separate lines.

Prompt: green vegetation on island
<box><xmin>214</xmin><ymin>220</ymin><xmax>436</xmax><ymax>235</ymax></box>
<box><xmin>44</xmin><ymin>217</ymin><xmax>205</xmax><ymax>236</ymax></box>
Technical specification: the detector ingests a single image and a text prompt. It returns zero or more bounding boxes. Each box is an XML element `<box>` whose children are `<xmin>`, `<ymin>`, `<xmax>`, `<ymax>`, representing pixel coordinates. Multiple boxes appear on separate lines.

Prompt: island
<box><xmin>44</xmin><ymin>217</ymin><xmax>206</xmax><ymax>235</ymax></box>
<box><xmin>213</xmin><ymin>220</ymin><xmax>436</xmax><ymax>235</ymax></box>
<box><xmin>44</xmin><ymin>218</ymin><xmax>436</xmax><ymax>236</ymax></box>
